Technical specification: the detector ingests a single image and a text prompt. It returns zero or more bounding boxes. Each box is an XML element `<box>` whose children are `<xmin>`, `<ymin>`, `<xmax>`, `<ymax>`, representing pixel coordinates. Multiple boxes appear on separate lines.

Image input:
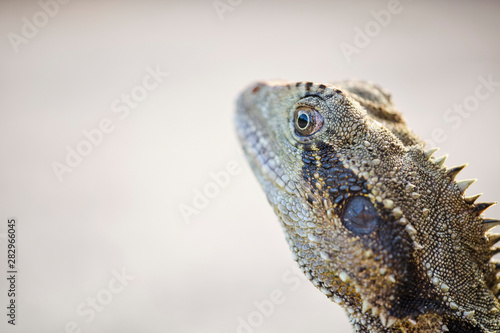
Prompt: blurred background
<box><xmin>1</xmin><ymin>1</ymin><xmax>499</xmax><ymax>332</ymax></box>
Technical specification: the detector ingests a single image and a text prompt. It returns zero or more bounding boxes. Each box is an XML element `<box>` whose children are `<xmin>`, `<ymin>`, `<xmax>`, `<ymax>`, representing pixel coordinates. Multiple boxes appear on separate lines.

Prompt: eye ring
<box><xmin>293</xmin><ymin>107</ymin><xmax>324</xmax><ymax>137</ymax></box>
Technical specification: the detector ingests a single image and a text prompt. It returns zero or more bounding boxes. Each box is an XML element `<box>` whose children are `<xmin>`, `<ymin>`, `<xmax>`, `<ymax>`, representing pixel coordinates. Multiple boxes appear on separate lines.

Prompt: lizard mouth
<box><xmin>235</xmin><ymin>105</ymin><xmax>291</xmax><ymax>193</ymax></box>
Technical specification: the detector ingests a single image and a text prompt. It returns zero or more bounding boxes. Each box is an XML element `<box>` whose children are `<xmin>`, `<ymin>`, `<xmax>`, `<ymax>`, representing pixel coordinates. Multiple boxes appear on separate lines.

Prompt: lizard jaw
<box><xmin>235</xmin><ymin>101</ymin><xmax>300</xmax><ymax>196</ymax></box>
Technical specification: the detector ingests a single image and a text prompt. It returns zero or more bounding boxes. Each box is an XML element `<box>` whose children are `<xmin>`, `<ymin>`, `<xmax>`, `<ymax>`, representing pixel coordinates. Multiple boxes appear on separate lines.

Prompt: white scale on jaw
<box><xmin>240</xmin><ymin>117</ymin><xmax>298</xmax><ymax>195</ymax></box>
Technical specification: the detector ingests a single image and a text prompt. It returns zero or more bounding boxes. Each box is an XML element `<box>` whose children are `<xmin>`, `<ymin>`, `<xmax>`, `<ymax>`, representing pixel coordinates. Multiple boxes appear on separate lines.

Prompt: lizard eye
<box><xmin>341</xmin><ymin>196</ymin><xmax>379</xmax><ymax>235</ymax></box>
<box><xmin>293</xmin><ymin>107</ymin><xmax>323</xmax><ymax>137</ymax></box>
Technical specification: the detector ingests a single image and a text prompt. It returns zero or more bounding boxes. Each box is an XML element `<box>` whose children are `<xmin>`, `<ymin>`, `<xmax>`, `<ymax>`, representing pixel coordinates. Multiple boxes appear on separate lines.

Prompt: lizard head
<box><xmin>235</xmin><ymin>80</ymin><xmax>500</xmax><ymax>332</ymax></box>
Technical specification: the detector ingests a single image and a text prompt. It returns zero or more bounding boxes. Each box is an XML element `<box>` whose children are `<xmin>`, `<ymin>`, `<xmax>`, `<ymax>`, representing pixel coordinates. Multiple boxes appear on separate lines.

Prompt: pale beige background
<box><xmin>1</xmin><ymin>1</ymin><xmax>500</xmax><ymax>332</ymax></box>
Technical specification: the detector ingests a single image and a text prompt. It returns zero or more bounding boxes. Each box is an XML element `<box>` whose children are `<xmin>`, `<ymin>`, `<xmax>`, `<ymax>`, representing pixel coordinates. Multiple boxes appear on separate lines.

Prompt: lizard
<box><xmin>234</xmin><ymin>80</ymin><xmax>500</xmax><ymax>332</ymax></box>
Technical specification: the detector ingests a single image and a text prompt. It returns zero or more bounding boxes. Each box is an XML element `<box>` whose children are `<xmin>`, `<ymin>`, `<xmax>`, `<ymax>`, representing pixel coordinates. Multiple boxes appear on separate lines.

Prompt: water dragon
<box><xmin>234</xmin><ymin>80</ymin><xmax>500</xmax><ymax>332</ymax></box>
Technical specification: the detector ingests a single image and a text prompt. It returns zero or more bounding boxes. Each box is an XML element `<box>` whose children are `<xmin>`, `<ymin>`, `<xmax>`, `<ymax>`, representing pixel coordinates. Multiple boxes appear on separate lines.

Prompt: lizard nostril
<box><xmin>251</xmin><ymin>85</ymin><xmax>260</xmax><ymax>94</ymax></box>
<box><xmin>341</xmin><ymin>196</ymin><xmax>379</xmax><ymax>235</ymax></box>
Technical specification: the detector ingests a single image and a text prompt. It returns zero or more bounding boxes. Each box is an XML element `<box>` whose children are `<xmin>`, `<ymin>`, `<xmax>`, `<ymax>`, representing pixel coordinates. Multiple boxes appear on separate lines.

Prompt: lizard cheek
<box><xmin>341</xmin><ymin>196</ymin><xmax>379</xmax><ymax>235</ymax></box>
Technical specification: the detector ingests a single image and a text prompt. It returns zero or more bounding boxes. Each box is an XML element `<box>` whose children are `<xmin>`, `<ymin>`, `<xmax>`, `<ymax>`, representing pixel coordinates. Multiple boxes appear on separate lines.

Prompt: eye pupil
<box><xmin>297</xmin><ymin>113</ymin><xmax>309</xmax><ymax>129</ymax></box>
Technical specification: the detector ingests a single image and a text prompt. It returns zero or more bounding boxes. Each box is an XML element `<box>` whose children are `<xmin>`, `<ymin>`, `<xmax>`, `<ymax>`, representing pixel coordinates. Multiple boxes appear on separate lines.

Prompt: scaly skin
<box><xmin>235</xmin><ymin>80</ymin><xmax>500</xmax><ymax>332</ymax></box>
